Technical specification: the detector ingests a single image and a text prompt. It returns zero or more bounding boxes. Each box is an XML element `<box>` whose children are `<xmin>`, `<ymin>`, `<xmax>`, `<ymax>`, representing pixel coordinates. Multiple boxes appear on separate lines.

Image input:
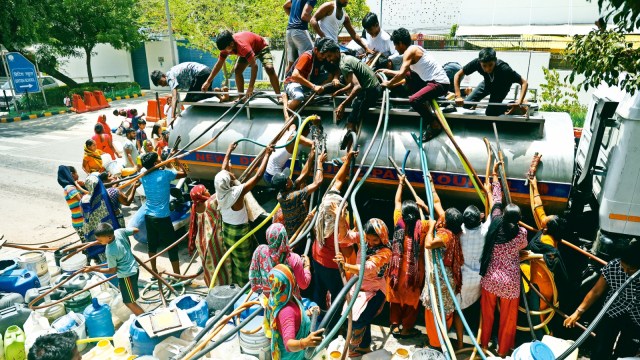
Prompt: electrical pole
<box><xmin>164</xmin><ymin>0</ymin><xmax>178</xmax><ymax>67</ymax></box>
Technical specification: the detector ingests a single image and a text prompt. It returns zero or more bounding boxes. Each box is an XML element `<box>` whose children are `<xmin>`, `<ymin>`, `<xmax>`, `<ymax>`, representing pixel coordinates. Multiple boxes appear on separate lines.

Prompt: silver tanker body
<box><xmin>171</xmin><ymin>96</ymin><xmax>574</xmax><ymax>214</ymax></box>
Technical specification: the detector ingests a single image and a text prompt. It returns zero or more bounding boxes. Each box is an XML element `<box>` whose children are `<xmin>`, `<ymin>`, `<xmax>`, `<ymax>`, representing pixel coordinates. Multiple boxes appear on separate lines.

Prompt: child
<box><xmin>28</xmin><ymin>331</ymin><xmax>81</xmax><ymax>360</ymax></box>
<box><xmin>136</xmin><ymin>119</ymin><xmax>148</xmax><ymax>152</ymax></box>
<box><xmin>90</xmin><ymin>223</ymin><xmax>144</xmax><ymax>315</ymax></box>
<box><xmin>155</xmin><ymin>130</ymin><xmax>169</xmax><ymax>156</ymax></box>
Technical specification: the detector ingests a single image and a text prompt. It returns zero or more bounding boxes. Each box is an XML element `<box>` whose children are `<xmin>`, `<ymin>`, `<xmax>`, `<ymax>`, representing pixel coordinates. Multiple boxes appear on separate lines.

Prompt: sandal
<box><xmin>398</xmin><ymin>328</ymin><xmax>422</xmax><ymax>339</ymax></box>
<box><xmin>390</xmin><ymin>324</ymin><xmax>401</xmax><ymax>337</ymax></box>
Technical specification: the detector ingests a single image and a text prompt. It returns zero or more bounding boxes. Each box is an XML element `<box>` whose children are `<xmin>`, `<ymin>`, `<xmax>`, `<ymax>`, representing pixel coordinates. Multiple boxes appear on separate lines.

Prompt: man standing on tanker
<box><xmin>453</xmin><ymin>47</ymin><xmax>529</xmax><ymax>116</ymax></box>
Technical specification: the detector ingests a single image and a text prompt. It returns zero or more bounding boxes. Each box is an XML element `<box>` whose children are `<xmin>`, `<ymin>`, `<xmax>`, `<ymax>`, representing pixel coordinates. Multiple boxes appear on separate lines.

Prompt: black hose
<box><xmin>188</xmin><ymin>306</ymin><xmax>262</xmax><ymax>360</ymax></box>
<box><xmin>178</xmin><ymin>282</ymin><xmax>251</xmax><ymax>357</ymax></box>
<box><xmin>557</xmin><ymin>269</ymin><xmax>640</xmax><ymax>360</ymax></box>
<box><xmin>520</xmin><ymin>276</ymin><xmax>537</xmax><ymax>340</ymax></box>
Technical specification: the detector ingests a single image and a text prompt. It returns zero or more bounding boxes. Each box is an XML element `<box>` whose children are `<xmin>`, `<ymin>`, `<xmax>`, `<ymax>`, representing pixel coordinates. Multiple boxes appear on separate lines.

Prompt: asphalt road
<box><xmin>0</xmin><ymin>93</ymin><xmax>196</xmax><ymax>279</ymax></box>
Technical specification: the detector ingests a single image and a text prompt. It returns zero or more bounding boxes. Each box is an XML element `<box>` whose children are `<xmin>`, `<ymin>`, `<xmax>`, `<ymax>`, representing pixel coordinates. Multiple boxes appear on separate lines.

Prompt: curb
<box><xmin>106</xmin><ymin>91</ymin><xmax>145</xmax><ymax>102</ymax></box>
<box><xmin>1</xmin><ymin>110</ymin><xmax>69</xmax><ymax>123</ymax></box>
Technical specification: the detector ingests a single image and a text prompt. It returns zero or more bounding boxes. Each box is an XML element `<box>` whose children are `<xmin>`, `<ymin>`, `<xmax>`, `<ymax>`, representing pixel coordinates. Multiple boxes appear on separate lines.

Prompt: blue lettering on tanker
<box><xmin>182</xmin><ymin>150</ymin><xmax>571</xmax><ymax>199</ymax></box>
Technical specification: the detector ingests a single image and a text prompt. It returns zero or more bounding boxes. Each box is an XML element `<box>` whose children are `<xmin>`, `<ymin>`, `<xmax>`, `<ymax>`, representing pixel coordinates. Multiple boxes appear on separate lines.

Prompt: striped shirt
<box><xmin>64</xmin><ymin>185</ymin><xmax>84</xmax><ymax>229</ymax></box>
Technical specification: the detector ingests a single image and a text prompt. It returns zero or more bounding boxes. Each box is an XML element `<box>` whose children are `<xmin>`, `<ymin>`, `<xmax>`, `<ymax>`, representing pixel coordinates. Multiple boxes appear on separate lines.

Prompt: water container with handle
<box><xmin>0</xmin><ymin>294</ymin><xmax>23</xmax><ymax>311</ymax></box>
<box><xmin>207</xmin><ymin>284</ymin><xmax>242</xmax><ymax>314</ymax></box>
<box><xmin>0</xmin><ymin>306</ymin><xmax>32</xmax><ymax>336</ymax></box>
<box><xmin>84</xmin><ymin>298</ymin><xmax>115</xmax><ymax>338</ymax></box>
<box><xmin>22</xmin><ymin>312</ymin><xmax>53</xmax><ymax>355</ymax></box>
<box><xmin>17</xmin><ymin>251</ymin><xmax>50</xmax><ymax>286</ymax></box>
<box><xmin>83</xmin><ymin>339</ymin><xmax>114</xmax><ymax>360</ymax></box>
<box><xmin>4</xmin><ymin>326</ymin><xmax>25</xmax><ymax>360</ymax></box>
<box><xmin>0</xmin><ymin>332</ymin><xmax>4</xmax><ymax>360</ymax></box>
<box><xmin>63</xmin><ymin>290</ymin><xmax>92</xmax><ymax>315</ymax></box>
<box><xmin>170</xmin><ymin>295</ymin><xmax>209</xmax><ymax>327</ymax></box>
<box><xmin>130</xmin><ymin>313</ymin><xmax>169</xmax><ymax>356</ymax></box>
<box><xmin>0</xmin><ymin>269</ymin><xmax>40</xmax><ymax>297</ymax></box>
<box><xmin>152</xmin><ymin>336</ymin><xmax>189</xmax><ymax>359</ymax></box>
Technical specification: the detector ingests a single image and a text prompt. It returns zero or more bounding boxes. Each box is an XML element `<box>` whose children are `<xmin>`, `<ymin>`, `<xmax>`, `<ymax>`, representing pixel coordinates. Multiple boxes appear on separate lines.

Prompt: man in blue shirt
<box><xmin>283</xmin><ymin>0</ymin><xmax>317</xmax><ymax>71</ymax></box>
<box><xmin>139</xmin><ymin>152</ymin><xmax>187</xmax><ymax>276</ymax></box>
<box><xmin>92</xmin><ymin>223</ymin><xmax>144</xmax><ymax>315</ymax></box>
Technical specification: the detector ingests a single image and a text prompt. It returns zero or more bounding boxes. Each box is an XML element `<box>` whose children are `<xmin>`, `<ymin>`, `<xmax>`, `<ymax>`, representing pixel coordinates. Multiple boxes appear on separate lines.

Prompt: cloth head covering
<box><xmin>57</xmin><ymin>165</ymin><xmax>75</xmax><ymax>189</ymax></box>
<box><xmin>84</xmin><ymin>143</ymin><xmax>103</xmax><ymax>170</ymax></box>
<box><xmin>214</xmin><ymin>170</ymin><xmax>244</xmax><ymax>210</ymax></box>
<box><xmin>188</xmin><ymin>184</ymin><xmax>211</xmax><ymax>255</ymax></box>
<box><xmin>388</xmin><ymin>214</ymin><xmax>424</xmax><ymax>289</ymax></box>
<box><xmin>249</xmin><ymin>224</ymin><xmax>291</xmax><ymax>295</ymax></box>
<box><xmin>264</xmin><ymin>264</ymin><xmax>305</xmax><ymax>360</ymax></box>
<box><xmin>365</xmin><ymin>218</ymin><xmax>392</xmax><ymax>272</ymax></box>
<box><xmin>315</xmin><ymin>190</ymin><xmax>346</xmax><ymax>247</ymax></box>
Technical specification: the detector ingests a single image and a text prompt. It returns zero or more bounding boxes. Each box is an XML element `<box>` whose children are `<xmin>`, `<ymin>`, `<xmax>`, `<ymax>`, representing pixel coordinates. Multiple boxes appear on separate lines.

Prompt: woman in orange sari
<box><xmin>82</xmin><ymin>139</ymin><xmax>105</xmax><ymax>174</ymax></box>
<box><xmin>387</xmin><ymin>175</ymin><xmax>429</xmax><ymax>338</ymax></box>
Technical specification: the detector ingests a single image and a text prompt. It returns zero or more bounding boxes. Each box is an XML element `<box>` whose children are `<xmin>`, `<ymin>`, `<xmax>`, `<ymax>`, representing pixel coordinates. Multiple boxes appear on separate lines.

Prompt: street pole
<box><xmin>1</xmin><ymin>52</ymin><xmax>19</xmax><ymax>112</ymax></box>
<box><xmin>34</xmin><ymin>55</ymin><xmax>48</xmax><ymax>108</ymax></box>
<box><xmin>164</xmin><ymin>0</ymin><xmax>178</xmax><ymax>67</ymax></box>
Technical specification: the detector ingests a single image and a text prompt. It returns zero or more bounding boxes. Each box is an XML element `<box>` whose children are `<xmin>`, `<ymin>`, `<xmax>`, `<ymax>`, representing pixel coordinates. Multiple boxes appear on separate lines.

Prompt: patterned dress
<box><xmin>192</xmin><ymin>196</ymin><xmax>232</xmax><ymax>286</ymax></box>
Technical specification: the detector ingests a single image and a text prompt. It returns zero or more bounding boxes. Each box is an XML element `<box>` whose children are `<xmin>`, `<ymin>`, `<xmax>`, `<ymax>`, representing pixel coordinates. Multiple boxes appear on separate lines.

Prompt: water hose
<box><xmin>431</xmin><ymin>100</ymin><xmax>488</xmax><ymax>208</ymax></box>
<box><xmin>330</xmin><ymin>79</ymin><xmax>388</xmax><ymax>360</ymax></box>
<box><xmin>310</xmin><ymin>81</ymin><xmax>390</xmax><ymax>359</ymax></box>
<box><xmin>412</xmin><ymin>129</ymin><xmax>456</xmax><ymax>359</ymax></box>
<box><xmin>208</xmin><ymin>115</ymin><xmax>319</xmax><ymax>288</ymax></box>
<box><xmin>556</xmin><ymin>269</ymin><xmax>640</xmax><ymax>360</ymax></box>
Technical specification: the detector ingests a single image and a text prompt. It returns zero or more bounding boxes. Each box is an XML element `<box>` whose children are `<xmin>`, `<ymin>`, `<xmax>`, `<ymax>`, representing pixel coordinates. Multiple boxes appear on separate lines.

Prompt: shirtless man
<box><xmin>310</xmin><ymin>0</ymin><xmax>371</xmax><ymax>54</ymax></box>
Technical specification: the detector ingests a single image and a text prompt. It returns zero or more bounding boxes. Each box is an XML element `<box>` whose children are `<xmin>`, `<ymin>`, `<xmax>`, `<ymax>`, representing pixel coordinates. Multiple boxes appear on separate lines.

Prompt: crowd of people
<box><xmin>49</xmin><ymin>2</ymin><xmax>640</xmax><ymax>359</ymax></box>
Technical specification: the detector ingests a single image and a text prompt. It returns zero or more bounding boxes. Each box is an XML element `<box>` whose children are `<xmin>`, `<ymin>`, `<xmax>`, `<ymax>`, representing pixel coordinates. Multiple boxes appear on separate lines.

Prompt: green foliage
<box><xmin>46</xmin><ymin>0</ymin><xmax>145</xmax><ymax>83</ymax></box>
<box><xmin>449</xmin><ymin>24</ymin><xmax>458</xmax><ymax>39</ymax></box>
<box><xmin>592</xmin><ymin>0</ymin><xmax>640</xmax><ymax>31</ymax></box>
<box><xmin>0</xmin><ymin>0</ymin><xmax>52</xmax><ymax>50</ymax></box>
<box><xmin>139</xmin><ymin>0</ymin><xmax>369</xmax><ymax>54</ymax></box>
<box><xmin>539</xmin><ymin>67</ymin><xmax>587</xmax><ymax>128</ymax></box>
<box><xmin>565</xmin><ymin>28</ymin><xmax>640</xmax><ymax>95</ymax></box>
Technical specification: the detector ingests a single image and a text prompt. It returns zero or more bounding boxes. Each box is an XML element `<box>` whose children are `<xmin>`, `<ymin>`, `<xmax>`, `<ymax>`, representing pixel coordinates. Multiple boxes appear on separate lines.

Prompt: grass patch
<box><xmin>4</xmin><ymin>106</ymin><xmax>69</xmax><ymax>119</ymax></box>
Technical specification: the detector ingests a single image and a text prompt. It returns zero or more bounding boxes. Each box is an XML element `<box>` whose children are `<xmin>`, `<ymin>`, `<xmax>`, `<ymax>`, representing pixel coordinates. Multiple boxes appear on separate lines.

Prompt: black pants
<box><xmin>311</xmin><ymin>258</ymin><xmax>343</xmax><ymax>311</ymax></box>
<box><xmin>184</xmin><ymin>68</ymin><xmax>216</xmax><ymax>103</ymax></box>
<box><xmin>465</xmin><ymin>80</ymin><xmax>511</xmax><ymax>116</ymax></box>
<box><xmin>591</xmin><ymin>314</ymin><xmax>640</xmax><ymax>360</ymax></box>
<box><xmin>346</xmin><ymin>85</ymin><xmax>382</xmax><ymax>125</ymax></box>
<box><xmin>144</xmin><ymin>215</ymin><xmax>179</xmax><ymax>261</ymax></box>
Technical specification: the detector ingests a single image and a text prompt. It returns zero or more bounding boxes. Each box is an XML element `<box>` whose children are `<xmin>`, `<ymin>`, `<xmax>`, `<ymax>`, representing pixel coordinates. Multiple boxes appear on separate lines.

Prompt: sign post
<box><xmin>6</xmin><ymin>52</ymin><xmax>41</xmax><ymax>112</ymax></box>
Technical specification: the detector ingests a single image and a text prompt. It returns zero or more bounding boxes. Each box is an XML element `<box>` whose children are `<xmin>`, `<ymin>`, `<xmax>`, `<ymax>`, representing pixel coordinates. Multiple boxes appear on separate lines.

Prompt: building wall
<box><xmin>145</xmin><ymin>39</ymin><xmax>179</xmax><ymax>91</ymax></box>
<box><xmin>366</xmin><ymin>0</ymin><xmax>601</xmax><ymax>33</ymax></box>
<box><xmin>57</xmin><ymin>44</ymin><xmax>134</xmax><ymax>83</ymax></box>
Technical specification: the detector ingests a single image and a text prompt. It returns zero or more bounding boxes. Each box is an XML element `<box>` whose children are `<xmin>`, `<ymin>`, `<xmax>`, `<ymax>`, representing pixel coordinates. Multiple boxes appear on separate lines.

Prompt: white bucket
<box><xmin>153</xmin><ymin>336</ymin><xmax>189</xmax><ymax>359</ymax></box>
<box><xmin>18</xmin><ymin>251</ymin><xmax>50</xmax><ymax>285</ymax></box>
<box><xmin>60</xmin><ymin>253</ymin><xmax>87</xmax><ymax>274</ymax></box>
<box><xmin>52</xmin><ymin>312</ymin><xmax>87</xmax><ymax>351</ymax></box>
<box><xmin>104</xmin><ymin>160</ymin><xmax>123</xmax><ymax>177</ymax></box>
<box><xmin>238</xmin><ymin>315</ymin><xmax>271</xmax><ymax>360</ymax></box>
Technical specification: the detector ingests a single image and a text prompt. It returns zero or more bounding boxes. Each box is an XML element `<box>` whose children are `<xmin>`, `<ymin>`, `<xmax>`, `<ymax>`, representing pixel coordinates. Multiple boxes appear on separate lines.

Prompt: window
<box><xmin>42</xmin><ymin>77</ymin><xmax>55</xmax><ymax>85</ymax></box>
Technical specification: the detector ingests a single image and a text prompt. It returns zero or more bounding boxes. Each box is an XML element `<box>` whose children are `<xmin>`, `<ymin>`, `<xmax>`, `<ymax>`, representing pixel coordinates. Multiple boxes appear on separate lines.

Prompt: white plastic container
<box><xmin>113</xmin><ymin>315</ymin><xmax>134</xmax><ymax>353</ymax></box>
<box><xmin>238</xmin><ymin>316</ymin><xmax>271</xmax><ymax>360</ymax></box>
<box><xmin>152</xmin><ymin>336</ymin><xmax>189</xmax><ymax>359</ymax></box>
<box><xmin>0</xmin><ymin>332</ymin><xmax>4</xmax><ymax>360</ymax></box>
<box><xmin>541</xmin><ymin>335</ymin><xmax>579</xmax><ymax>360</ymax></box>
<box><xmin>326</xmin><ymin>335</ymin><xmax>346</xmax><ymax>360</ymax></box>
<box><xmin>111</xmin><ymin>346</ymin><xmax>132</xmax><ymax>359</ymax></box>
<box><xmin>60</xmin><ymin>253</ymin><xmax>87</xmax><ymax>274</ymax></box>
<box><xmin>51</xmin><ymin>312</ymin><xmax>87</xmax><ymax>351</ymax></box>
<box><xmin>110</xmin><ymin>294</ymin><xmax>133</xmax><ymax>324</ymax></box>
<box><xmin>83</xmin><ymin>339</ymin><xmax>114</xmax><ymax>360</ymax></box>
<box><xmin>23</xmin><ymin>312</ymin><xmax>54</xmax><ymax>353</ymax></box>
<box><xmin>180</xmin><ymin>326</ymin><xmax>203</xmax><ymax>342</ymax></box>
<box><xmin>18</xmin><ymin>251</ymin><xmax>50</xmax><ymax>286</ymax></box>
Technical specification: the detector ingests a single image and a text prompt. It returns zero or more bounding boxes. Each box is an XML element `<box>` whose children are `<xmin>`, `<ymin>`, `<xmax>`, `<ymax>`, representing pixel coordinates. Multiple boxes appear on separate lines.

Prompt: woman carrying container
<box><xmin>479</xmin><ymin>170</ymin><xmax>527</xmax><ymax>357</ymax></box>
<box><xmin>334</xmin><ymin>218</ymin><xmax>391</xmax><ymax>357</ymax></box>
<box><xmin>265</xmin><ymin>264</ymin><xmax>325</xmax><ymax>360</ymax></box>
<box><xmin>387</xmin><ymin>175</ymin><xmax>430</xmax><ymax>338</ymax></box>
<box><xmin>214</xmin><ymin>142</ymin><xmax>274</xmax><ymax>285</ymax></box>
<box><xmin>249</xmin><ymin>223</ymin><xmax>312</xmax><ymax>297</ymax></box>
<box><xmin>187</xmin><ymin>184</ymin><xmax>232</xmax><ymax>286</ymax></box>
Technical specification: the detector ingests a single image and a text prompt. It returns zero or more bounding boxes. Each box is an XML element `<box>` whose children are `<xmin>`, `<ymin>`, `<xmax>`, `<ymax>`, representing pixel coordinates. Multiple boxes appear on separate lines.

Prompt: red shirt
<box><xmin>284</xmin><ymin>51</ymin><xmax>314</xmax><ymax>84</ymax></box>
<box><xmin>219</xmin><ymin>32</ymin><xmax>267</xmax><ymax>63</ymax></box>
<box><xmin>312</xmin><ymin>230</ymin><xmax>358</xmax><ymax>269</ymax></box>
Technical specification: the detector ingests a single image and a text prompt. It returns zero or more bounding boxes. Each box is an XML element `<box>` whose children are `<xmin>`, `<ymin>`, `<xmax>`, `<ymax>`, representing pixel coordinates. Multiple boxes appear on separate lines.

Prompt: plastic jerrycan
<box><xmin>4</xmin><ymin>326</ymin><xmax>25</xmax><ymax>360</ymax></box>
<box><xmin>83</xmin><ymin>298</ymin><xmax>115</xmax><ymax>338</ymax></box>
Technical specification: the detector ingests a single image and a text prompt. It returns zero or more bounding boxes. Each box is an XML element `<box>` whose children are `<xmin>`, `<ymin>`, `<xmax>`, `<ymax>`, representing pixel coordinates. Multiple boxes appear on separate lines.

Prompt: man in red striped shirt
<box><xmin>202</xmin><ymin>31</ymin><xmax>281</xmax><ymax>100</ymax></box>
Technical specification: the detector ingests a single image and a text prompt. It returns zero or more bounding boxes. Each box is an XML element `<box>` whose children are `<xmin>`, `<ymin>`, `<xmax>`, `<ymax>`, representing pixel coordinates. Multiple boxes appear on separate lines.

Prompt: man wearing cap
<box><xmin>273</xmin><ymin>147</ymin><xmax>327</xmax><ymax>237</ymax></box>
<box><xmin>122</xmin><ymin>128</ymin><xmax>139</xmax><ymax>170</ymax></box>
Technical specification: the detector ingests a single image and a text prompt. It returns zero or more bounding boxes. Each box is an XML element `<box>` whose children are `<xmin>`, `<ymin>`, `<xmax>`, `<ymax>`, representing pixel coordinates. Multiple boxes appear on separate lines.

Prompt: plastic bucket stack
<box><xmin>238</xmin><ymin>315</ymin><xmax>271</xmax><ymax>360</ymax></box>
<box><xmin>60</xmin><ymin>253</ymin><xmax>87</xmax><ymax>274</ymax></box>
<box><xmin>18</xmin><ymin>251</ymin><xmax>50</xmax><ymax>286</ymax></box>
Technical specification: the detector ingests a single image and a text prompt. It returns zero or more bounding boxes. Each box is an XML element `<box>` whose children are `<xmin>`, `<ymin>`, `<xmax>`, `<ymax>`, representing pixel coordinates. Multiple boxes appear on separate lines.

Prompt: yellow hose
<box><xmin>208</xmin><ymin>115</ymin><xmax>319</xmax><ymax>288</ymax></box>
<box><xmin>76</xmin><ymin>337</ymin><xmax>113</xmax><ymax>344</ymax></box>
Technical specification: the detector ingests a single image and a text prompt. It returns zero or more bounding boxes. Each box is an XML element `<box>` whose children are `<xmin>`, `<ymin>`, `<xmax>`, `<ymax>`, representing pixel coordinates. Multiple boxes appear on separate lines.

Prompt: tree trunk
<box><xmin>85</xmin><ymin>47</ymin><xmax>93</xmax><ymax>84</ymax></box>
<box><xmin>6</xmin><ymin>47</ymin><xmax>78</xmax><ymax>87</ymax></box>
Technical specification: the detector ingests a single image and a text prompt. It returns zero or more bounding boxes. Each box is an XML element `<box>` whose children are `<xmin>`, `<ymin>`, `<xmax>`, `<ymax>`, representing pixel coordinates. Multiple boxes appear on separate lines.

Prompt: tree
<box><xmin>566</xmin><ymin>0</ymin><xmax>640</xmax><ymax>94</ymax></box>
<box><xmin>47</xmin><ymin>0</ymin><xmax>145</xmax><ymax>83</ymax></box>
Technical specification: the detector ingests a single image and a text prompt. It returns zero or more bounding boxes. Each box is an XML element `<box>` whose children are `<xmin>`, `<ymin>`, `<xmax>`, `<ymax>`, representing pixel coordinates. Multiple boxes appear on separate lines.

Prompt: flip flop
<box><xmin>398</xmin><ymin>328</ymin><xmax>422</xmax><ymax>339</ymax></box>
<box><xmin>390</xmin><ymin>324</ymin><xmax>401</xmax><ymax>337</ymax></box>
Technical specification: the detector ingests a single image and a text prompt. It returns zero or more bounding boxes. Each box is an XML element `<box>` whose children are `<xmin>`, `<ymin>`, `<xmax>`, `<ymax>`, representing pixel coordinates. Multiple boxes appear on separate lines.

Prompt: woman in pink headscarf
<box><xmin>188</xmin><ymin>184</ymin><xmax>232</xmax><ymax>285</ymax></box>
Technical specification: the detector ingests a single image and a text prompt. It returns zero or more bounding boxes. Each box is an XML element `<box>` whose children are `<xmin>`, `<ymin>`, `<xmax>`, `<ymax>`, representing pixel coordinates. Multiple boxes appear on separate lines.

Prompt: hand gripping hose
<box><xmin>310</xmin><ymin>83</ymin><xmax>390</xmax><ymax>359</ymax></box>
<box><xmin>208</xmin><ymin>115</ymin><xmax>319</xmax><ymax>289</ymax></box>
<box><xmin>411</xmin><ymin>128</ymin><xmax>487</xmax><ymax>359</ymax></box>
